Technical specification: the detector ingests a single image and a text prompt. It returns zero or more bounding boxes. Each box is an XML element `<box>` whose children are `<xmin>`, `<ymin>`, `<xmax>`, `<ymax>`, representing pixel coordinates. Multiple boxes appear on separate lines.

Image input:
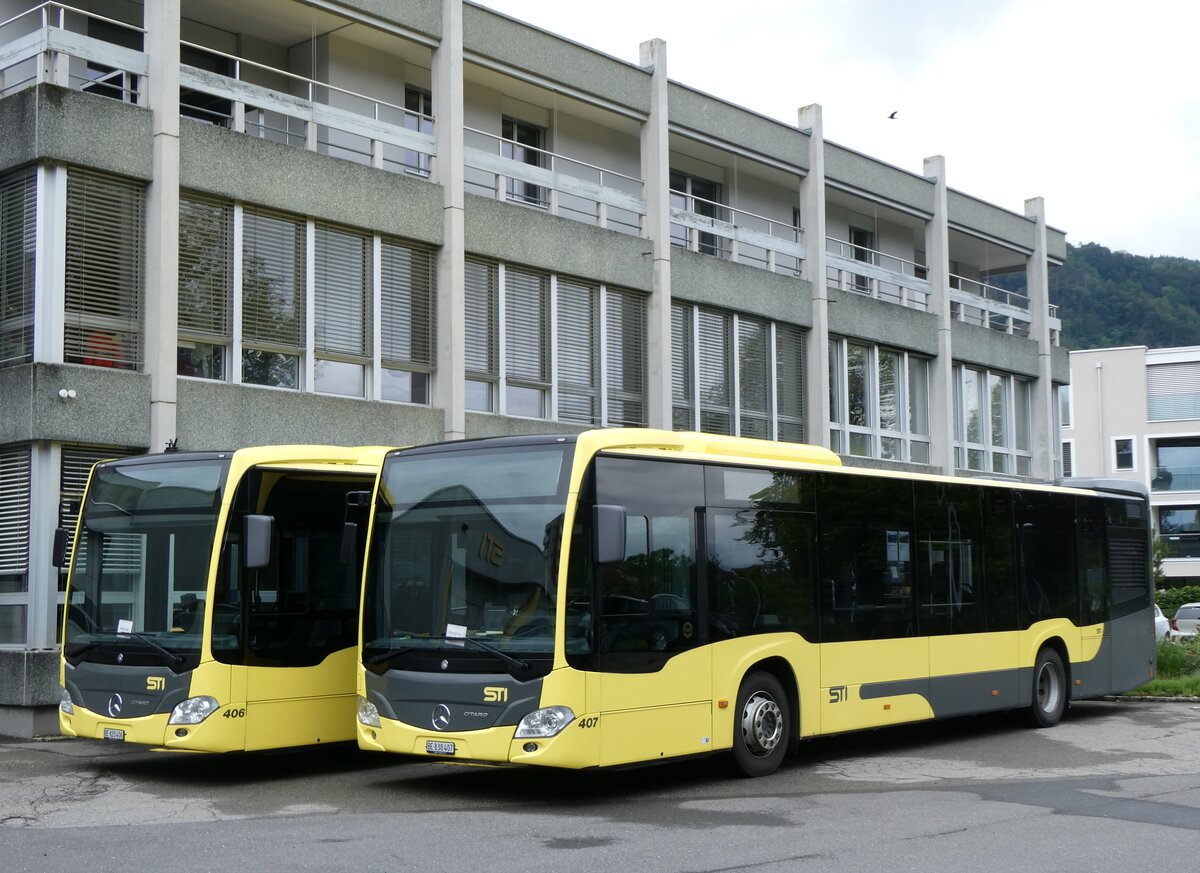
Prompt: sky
<box><xmin>480</xmin><ymin>0</ymin><xmax>1200</xmax><ymax>260</ymax></box>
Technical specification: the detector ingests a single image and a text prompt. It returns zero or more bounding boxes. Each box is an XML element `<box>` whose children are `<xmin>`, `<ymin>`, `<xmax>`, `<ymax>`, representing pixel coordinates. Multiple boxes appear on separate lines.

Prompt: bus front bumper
<box><xmin>59</xmin><ymin>705</ymin><xmax>243</xmax><ymax>752</ymax></box>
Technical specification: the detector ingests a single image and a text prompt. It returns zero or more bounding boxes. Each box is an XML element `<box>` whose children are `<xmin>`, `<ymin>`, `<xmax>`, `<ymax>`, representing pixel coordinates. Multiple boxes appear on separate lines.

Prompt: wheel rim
<box><xmin>741</xmin><ymin>690</ymin><xmax>783</xmax><ymax>757</ymax></box>
<box><xmin>1036</xmin><ymin>661</ymin><xmax>1061</xmax><ymax>715</ymax></box>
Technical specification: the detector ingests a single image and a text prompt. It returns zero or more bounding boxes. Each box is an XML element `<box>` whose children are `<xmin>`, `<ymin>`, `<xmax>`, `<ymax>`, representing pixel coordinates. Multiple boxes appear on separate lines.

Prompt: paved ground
<box><xmin>2</xmin><ymin>700</ymin><xmax>1199</xmax><ymax>872</ymax></box>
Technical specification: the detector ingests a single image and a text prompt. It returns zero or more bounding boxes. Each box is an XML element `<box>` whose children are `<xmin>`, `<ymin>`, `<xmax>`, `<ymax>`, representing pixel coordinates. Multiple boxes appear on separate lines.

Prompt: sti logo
<box><xmin>146</xmin><ymin>676</ymin><xmax>165</xmax><ymax>691</ymax></box>
<box><xmin>483</xmin><ymin>686</ymin><xmax>508</xmax><ymax>703</ymax></box>
<box><xmin>828</xmin><ymin>685</ymin><xmax>849</xmax><ymax>704</ymax></box>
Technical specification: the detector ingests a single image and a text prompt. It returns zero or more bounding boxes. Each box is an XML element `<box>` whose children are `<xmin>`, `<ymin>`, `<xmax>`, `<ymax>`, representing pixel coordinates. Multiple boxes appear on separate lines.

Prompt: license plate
<box><xmin>425</xmin><ymin>740</ymin><xmax>455</xmax><ymax>756</ymax></box>
<box><xmin>102</xmin><ymin>728</ymin><xmax>125</xmax><ymax>742</ymax></box>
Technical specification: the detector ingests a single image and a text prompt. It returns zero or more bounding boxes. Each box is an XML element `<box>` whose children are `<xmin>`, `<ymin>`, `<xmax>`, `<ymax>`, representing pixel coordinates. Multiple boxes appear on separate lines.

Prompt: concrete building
<box><xmin>1061</xmin><ymin>346</ymin><xmax>1200</xmax><ymax>589</ymax></box>
<box><xmin>0</xmin><ymin>0</ymin><xmax>1068</xmax><ymax>735</ymax></box>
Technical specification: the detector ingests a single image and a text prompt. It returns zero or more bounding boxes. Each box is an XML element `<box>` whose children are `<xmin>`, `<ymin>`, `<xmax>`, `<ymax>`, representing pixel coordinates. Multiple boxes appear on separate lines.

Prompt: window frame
<box><xmin>829</xmin><ymin>337</ymin><xmax>930</xmax><ymax>464</ymax></box>
<box><xmin>1113</xmin><ymin>436</ymin><xmax>1137</xmax><ymax>473</ymax></box>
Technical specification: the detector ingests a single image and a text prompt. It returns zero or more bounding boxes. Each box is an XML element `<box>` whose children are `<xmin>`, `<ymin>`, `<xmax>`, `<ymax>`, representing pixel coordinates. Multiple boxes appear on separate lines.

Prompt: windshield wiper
<box><xmin>118</xmin><ymin>630</ymin><xmax>184</xmax><ymax>668</ymax></box>
<box><xmin>366</xmin><ymin>635</ymin><xmax>530</xmax><ymax>673</ymax></box>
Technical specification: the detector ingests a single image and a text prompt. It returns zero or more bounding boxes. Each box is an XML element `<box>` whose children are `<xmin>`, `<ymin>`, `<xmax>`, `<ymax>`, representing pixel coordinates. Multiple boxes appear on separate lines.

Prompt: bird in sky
<box><xmin>888</xmin><ymin>111</ymin><xmax>898</xmax><ymax>119</ymax></box>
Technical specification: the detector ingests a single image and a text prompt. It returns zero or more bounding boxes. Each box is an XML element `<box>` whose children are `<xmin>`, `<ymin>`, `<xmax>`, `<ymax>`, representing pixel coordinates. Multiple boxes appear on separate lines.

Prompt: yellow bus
<box><xmin>58</xmin><ymin>444</ymin><xmax>387</xmax><ymax>752</ymax></box>
<box><xmin>355</xmin><ymin>429</ymin><xmax>1155</xmax><ymax>777</ymax></box>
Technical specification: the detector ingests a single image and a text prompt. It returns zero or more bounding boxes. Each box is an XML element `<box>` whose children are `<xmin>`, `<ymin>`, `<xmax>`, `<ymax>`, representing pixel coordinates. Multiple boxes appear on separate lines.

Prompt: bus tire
<box><xmin>1028</xmin><ymin>647</ymin><xmax>1067</xmax><ymax>728</ymax></box>
<box><xmin>731</xmin><ymin>671</ymin><xmax>789</xmax><ymax>778</ymax></box>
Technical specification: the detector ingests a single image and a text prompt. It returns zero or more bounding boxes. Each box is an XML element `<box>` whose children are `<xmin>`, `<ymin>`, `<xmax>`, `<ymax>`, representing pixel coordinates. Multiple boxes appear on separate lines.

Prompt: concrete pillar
<box><xmin>1026</xmin><ymin>196</ymin><xmax>1055</xmax><ymax>481</ymax></box>
<box><xmin>640</xmin><ymin>38</ymin><xmax>672</xmax><ymax>430</ymax></box>
<box><xmin>924</xmin><ymin>156</ymin><xmax>955</xmax><ymax>475</ymax></box>
<box><xmin>433</xmin><ymin>0</ymin><xmax>466</xmax><ymax>440</ymax></box>
<box><xmin>144</xmin><ymin>0</ymin><xmax>180</xmax><ymax>452</ymax></box>
<box><xmin>798</xmin><ymin>104</ymin><xmax>828</xmax><ymax>447</ymax></box>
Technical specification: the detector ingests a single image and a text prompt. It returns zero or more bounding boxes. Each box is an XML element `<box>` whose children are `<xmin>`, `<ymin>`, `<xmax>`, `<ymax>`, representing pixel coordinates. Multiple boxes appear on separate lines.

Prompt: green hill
<box><xmin>1052</xmin><ymin>243</ymin><xmax>1200</xmax><ymax>350</ymax></box>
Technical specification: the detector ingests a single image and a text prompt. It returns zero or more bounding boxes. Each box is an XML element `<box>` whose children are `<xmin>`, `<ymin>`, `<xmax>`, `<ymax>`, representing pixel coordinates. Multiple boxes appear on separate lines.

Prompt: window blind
<box><xmin>697</xmin><ymin>308</ymin><xmax>732</xmax><ymax>435</ymax></box>
<box><xmin>314</xmin><ymin>223</ymin><xmax>370</xmax><ymax>358</ymax></box>
<box><xmin>606</xmin><ymin>288</ymin><xmax>647</xmax><ymax>427</ymax></box>
<box><xmin>776</xmin><ymin>323</ymin><xmax>806</xmax><ymax>442</ymax></box>
<box><xmin>504</xmin><ymin>266</ymin><xmax>549</xmax><ymax>386</ymax></box>
<box><xmin>557</xmin><ymin>277</ymin><xmax>598</xmax><ymax>424</ymax></box>
<box><xmin>0</xmin><ymin>444</ymin><xmax>31</xmax><ymax>580</ymax></box>
<box><xmin>0</xmin><ymin>168</ymin><xmax>36</xmax><ymax>368</ymax></box>
<box><xmin>738</xmin><ymin>316</ymin><xmax>770</xmax><ymax>438</ymax></box>
<box><xmin>178</xmin><ymin>193</ymin><xmax>232</xmax><ymax>339</ymax></box>
<box><xmin>671</xmin><ymin>303</ymin><xmax>693</xmax><ymax>431</ymax></box>
<box><xmin>464</xmin><ymin>257</ymin><xmax>497</xmax><ymax>379</ymax></box>
<box><xmin>242</xmin><ymin>207</ymin><xmax>304</xmax><ymax>350</ymax></box>
<box><xmin>64</xmin><ymin>168</ymin><xmax>143</xmax><ymax>369</ymax></box>
<box><xmin>380</xmin><ymin>238</ymin><xmax>435</xmax><ymax>368</ymax></box>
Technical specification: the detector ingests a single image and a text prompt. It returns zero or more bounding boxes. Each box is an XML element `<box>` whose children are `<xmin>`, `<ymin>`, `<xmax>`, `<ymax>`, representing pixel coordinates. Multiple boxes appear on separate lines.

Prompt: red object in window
<box><xmin>82</xmin><ymin>331</ymin><xmax>121</xmax><ymax>368</ymax></box>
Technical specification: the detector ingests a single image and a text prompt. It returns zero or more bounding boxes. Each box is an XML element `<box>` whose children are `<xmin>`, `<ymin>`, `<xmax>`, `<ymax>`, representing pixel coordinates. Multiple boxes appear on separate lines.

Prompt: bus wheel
<box><xmin>1029</xmin><ymin>648</ymin><xmax>1067</xmax><ymax>728</ymax></box>
<box><xmin>731</xmin><ymin>672</ymin><xmax>789</xmax><ymax>778</ymax></box>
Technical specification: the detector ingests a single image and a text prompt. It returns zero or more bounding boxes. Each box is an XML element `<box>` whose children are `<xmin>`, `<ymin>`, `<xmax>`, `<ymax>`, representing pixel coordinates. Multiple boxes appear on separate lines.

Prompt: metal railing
<box><xmin>1</xmin><ymin>2</ymin><xmax>145</xmax><ymax>102</ymax></box>
<box><xmin>825</xmin><ymin>237</ymin><xmax>930</xmax><ymax>310</ymax></box>
<box><xmin>1152</xmin><ymin>466</ymin><xmax>1200</xmax><ymax>493</ymax></box>
<box><xmin>463</xmin><ymin>128</ymin><xmax>644</xmax><ymax>235</ymax></box>
<box><xmin>669</xmin><ymin>191</ymin><xmax>805</xmax><ymax>274</ymax></box>
<box><xmin>177</xmin><ymin>42</ymin><xmax>436</xmax><ymax>174</ymax></box>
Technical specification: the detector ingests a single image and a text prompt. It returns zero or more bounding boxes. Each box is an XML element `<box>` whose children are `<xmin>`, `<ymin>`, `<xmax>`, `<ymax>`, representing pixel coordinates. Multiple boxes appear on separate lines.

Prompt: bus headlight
<box><xmin>168</xmin><ymin>696</ymin><xmax>219</xmax><ymax>725</ymax></box>
<box><xmin>60</xmin><ymin>688</ymin><xmax>74</xmax><ymax>715</ymax></box>
<box><xmin>514</xmin><ymin>705</ymin><xmax>575</xmax><ymax>738</ymax></box>
<box><xmin>358</xmin><ymin>695</ymin><xmax>381</xmax><ymax>728</ymax></box>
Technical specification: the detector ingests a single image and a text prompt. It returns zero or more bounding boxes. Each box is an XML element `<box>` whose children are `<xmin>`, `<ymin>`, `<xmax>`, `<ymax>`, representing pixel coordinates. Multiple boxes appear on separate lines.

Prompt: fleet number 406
<box><xmin>222</xmin><ymin>708</ymin><xmax>246</xmax><ymax>719</ymax></box>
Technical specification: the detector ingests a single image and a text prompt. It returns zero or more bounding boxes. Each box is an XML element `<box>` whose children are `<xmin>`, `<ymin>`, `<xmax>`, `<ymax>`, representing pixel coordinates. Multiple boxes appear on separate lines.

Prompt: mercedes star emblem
<box><xmin>106</xmin><ymin>693</ymin><xmax>123</xmax><ymax>718</ymax></box>
<box><xmin>432</xmin><ymin>704</ymin><xmax>451</xmax><ymax>731</ymax></box>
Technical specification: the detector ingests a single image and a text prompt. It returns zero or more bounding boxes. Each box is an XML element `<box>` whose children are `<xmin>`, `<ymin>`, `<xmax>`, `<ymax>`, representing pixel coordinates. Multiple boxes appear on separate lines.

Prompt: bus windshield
<box><xmin>362</xmin><ymin>442</ymin><xmax>572</xmax><ymax>673</ymax></box>
<box><xmin>63</xmin><ymin>457</ymin><xmax>229</xmax><ymax>670</ymax></box>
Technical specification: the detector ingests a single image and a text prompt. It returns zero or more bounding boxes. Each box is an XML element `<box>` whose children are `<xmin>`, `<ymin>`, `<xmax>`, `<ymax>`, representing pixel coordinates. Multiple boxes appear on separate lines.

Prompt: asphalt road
<box><xmin>2</xmin><ymin>700</ymin><xmax>1199</xmax><ymax>873</ymax></box>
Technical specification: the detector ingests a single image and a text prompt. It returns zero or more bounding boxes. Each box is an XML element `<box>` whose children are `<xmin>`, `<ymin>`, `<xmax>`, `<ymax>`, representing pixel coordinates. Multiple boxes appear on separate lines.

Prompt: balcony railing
<box><xmin>1152</xmin><ymin>466</ymin><xmax>1200</xmax><ymax>492</ymax></box>
<box><xmin>1</xmin><ymin>3</ymin><xmax>145</xmax><ymax>103</ymax></box>
<box><xmin>669</xmin><ymin>192</ymin><xmax>805</xmax><ymax>275</ymax></box>
<box><xmin>463</xmin><ymin>128</ymin><xmax>644</xmax><ymax>235</ymax></box>
<box><xmin>825</xmin><ymin>237</ymin><xmax>930</xmax><ymax>311</ymax></box>
<box><xmin>177</xmin><ymin>44</ymin><xmax>436</xmax><ymax>175</ymax></box>
<box><xmin>1160</xmin><ymin>533</ymin><xmax>1200</xmax><ymax>559</ymax></box>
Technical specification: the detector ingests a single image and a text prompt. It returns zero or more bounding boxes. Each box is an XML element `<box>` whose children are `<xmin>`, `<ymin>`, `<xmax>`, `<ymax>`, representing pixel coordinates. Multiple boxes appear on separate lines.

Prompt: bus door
<box><xmin>589</xmin><ymin>457</ymin><xmax>711</xmax><ymax>767</ymax></box>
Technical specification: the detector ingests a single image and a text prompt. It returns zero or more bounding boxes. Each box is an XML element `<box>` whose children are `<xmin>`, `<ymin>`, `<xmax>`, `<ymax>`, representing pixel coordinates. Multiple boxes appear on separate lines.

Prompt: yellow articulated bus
<box><xmin>356</xmin><ymin>429</ymin><xmax>1154</xmax><ymax>777</ymax></box>
<box><xmin>58</xmin><ymin>444</ymin><xmax>388</xmax><ymax>752</ymax></box>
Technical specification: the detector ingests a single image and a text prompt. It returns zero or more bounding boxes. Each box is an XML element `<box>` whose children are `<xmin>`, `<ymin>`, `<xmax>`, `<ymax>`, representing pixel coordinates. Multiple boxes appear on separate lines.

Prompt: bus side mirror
<box><xmin>244</xmin><ymin>514</ymin><xmax>274</xmax><ymax>569</ymax></box>
<box><xmin>338</xmin><ymin>522</ymin><xmax>359</xmax><ymax>565</ymax></box>
<box><xmin>52</xmin><ymin>527</ymin><xmax>69</xmax><ymax>568</ymax></box>
<box><xmin>593</xmin><ymin>504</ymin><xmax>626</xmax><ymax>564</ymax></box>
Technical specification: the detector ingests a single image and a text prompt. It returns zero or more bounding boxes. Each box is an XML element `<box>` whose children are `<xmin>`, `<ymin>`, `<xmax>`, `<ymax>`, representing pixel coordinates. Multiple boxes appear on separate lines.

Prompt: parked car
<box><xmin>1155</xmin><ymin>603</ymin><xmax>1170</xmax><ymax>641</ymax></box>
<box><xmin>1169</xmin><ymin>602</ymin><xmax>1200</xmax><ymax>641</ymax></box>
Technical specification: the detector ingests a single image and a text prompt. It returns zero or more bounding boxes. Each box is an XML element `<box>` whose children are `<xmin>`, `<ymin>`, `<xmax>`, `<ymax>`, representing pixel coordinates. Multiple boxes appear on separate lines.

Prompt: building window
<box><xmin>953</xmin><ymin>366</ymin><xmax>1032</xmax><ymax>475</ymax></box>
<box><xmin>669</xmin><ymin>170</ymin><xmax>724</xmax><ymax>257</ymax></box>
<box><xmin>1114</xmin><ymin>438</ymin><xmax>1136</xmax><ymax>472</ymax></box>
<box><xmin>673</xmin><ymin>302</ymin><xmax>805</xmax><ymax>441</ymax></box>
<box><xmin>0</xmin><ymin>444</ymin><xmax>31</xmax><ymax>645</ymax></box>
<box><xmin>829</xmin><ymin>338</ymin><xmax>929</xmax><ymax>463</ymax></box>
<box><xmin>1153</xmin><ymin>438</ymin><xmax>1200</xmax><ymax>492</ymax></box>
<box><xmin>380</xmin><ymin>238</ymin><xmax>435</xmax><ymax>404</ymax></box>
<box><xmin>504</xmin><ymin>266</ymin><xmax>550</xmax><ymax>417</ymax></box>
<box><xmin>1059</xmin><ymin>384</ymin><xmax>1072</xmax><ymax>428</ymax></box>
<box><xmin>402</xmin><ymin>87</ymin><xmax>433</xmax><ymax>177</ymax></box>
<box><xmin>1</xmin><ymin>169</ymin><xmax>35</xmax><ymax>369</ymax></box>
<box><xmin>848</xmin><ymin>225</ymin><xmax>875</xmax><ymax>293</ymax></box>
<box><xmin>64</xmin><ymin>169</ymin><xmax>143</xmax><ymax>370</ymax></box>
<box><xmin>1061</xmin><ymin>440</ymin><xmax>1074</xmax><ymax>478</ymax></box>
<box><xmin>464</xmin><ymin>257</ymin><xmax>499</xmax><ymax>412</ymax></box>
<box><xmin>502</xmin><ymin>117</ymin><xmax>548</xmax><ymax>207</ymax></box>
<box><xmin>177</xmin><ymin>193</ymin><xmax>232</xmax><ymax>379</ymax></box>
<box><xmin>313</xmin><ymin>223</ymin><xmax>370</xmax><ymax>398</ymax></box>
<box><xmin>1159</xmin><ymin>506</ymin><xmax>1200</xmax><ymax>558</ymax></box>
<box><xmin>241</xmin><ymin>207</ymin><xmax>304</xmax><ymax>389</ymax></box>
<box><xmin>465</xmin><ymin>259</ymin><xmax>646</xmax><ymax>424</ymax></box>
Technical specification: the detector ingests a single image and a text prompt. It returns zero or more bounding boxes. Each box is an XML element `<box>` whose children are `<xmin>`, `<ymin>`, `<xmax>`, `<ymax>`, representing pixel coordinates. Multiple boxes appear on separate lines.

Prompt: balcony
<box><xmin>826</xmin><ymin>237</ymin><xmax>930</xmax><ymax>311</ymax></box>
<box><xmin>464</xmin><ymin>128</ymin><xmax>644</xmax><ymax>235</ymax></box>
<box><xmin>669</xmin><ymin>191</ymin><xmax>805</xmax><ymax>275</ymax></box>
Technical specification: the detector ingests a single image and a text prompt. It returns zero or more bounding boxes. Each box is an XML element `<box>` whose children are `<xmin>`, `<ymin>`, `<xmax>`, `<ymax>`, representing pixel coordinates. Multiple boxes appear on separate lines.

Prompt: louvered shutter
<box><xmin>178</xmin><ymin>193</ymin><xmax>231</xmax><ymax>340</ymax></box>
<box><xmin>557</xmin><ymin>277</ymin><xmax>598</xmax><ymax>424</ymax></box>
<box><xmin>0</xmin><ymin>444</ymin><xmax>31</xmax><ymax>585</ymax></box>
<box><xmin>1147</xmin><ymin>362</ymin><xmax>1200</xmax><ymax>421</ymax></box>
<box><xmin>0</xmin><ymin>169</ymin><xmax>36</xmax><ymax>368</ymax></box>
<box><xmin>738</xmin><ymin>316</ymin><xmax>770</xmax><ymax>439</ymax></box>
<box><xmin>504</xmin><ymin>266</ymin><xmax>549</xmax><ymax>387</ymax></box>
<box><xmin>606</xmin><ymin>288</ymin><xmax>647</xmax><ymax>427</ymax></box>
<box><xmin>1061</xmin><ymin>441</ymin><xmax>1074</xmax><ymax>478</ymax></box>
<box><xmin>242</xmin><ymin>207</ymin><xmax>304</xmax><ymax>351</ymax></box>
<box><xmin>775</xmin><ymin>323</ymin><xmax>806</xmax><ymax>442</ymax></box>
<box><xmin>672</xmin><ymin>304</ymin><xmax>693</xmax><ymax>430</ymax></box>
<box><xmin>64</xmin><ymin>169</ymin><xmax>143</xmax><ymax>369</ymax></box>
<box><xmin>380</xmin><ymin>238</ymin><xmax>435</xmax><ymax>368</ymax></box>
<box><xmin>464</xmin><ymin>257</ymin><xmax>498</xmax><ymax>380</ymax></box>
<box><xmin>314</xmin><ymin>223</ymin><xmax>369</xmax><ymax>358</ymax></box>
<box><xmin>697</xmin><ymin>308</ymin><xmax>732</xmax><ymax>435</ymax></box>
